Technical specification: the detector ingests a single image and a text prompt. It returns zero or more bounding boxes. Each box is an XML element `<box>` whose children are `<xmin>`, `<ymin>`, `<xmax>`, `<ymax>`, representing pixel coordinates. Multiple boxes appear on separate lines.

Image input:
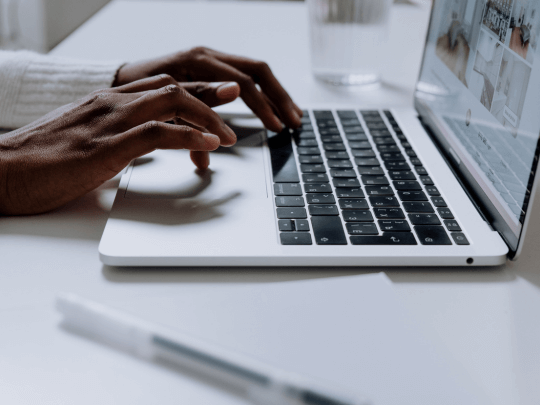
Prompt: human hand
<box><xmin>0</xmin><ymin>75</ymin><xmax>237</xmax><ymax>215</ymax></box>
<box><xmin>114</xmin><ymin>46</ymin><xmax>303</xmax><ymax>132</ymax></box>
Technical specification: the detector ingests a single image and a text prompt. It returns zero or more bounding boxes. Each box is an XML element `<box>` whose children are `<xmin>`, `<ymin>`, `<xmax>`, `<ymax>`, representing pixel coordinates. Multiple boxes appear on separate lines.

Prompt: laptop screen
<box><xmin>415</xmin><ymin>0</ymin><xmax>540</xmax><ymax>254</ymax></box>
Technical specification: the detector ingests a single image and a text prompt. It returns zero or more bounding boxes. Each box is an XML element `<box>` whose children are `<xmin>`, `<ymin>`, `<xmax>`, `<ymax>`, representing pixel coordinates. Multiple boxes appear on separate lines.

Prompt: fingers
<box><xmin>124</xmin><ymin>83</ymin><xmax>237</xmax><ymax>146</ymax></box>
<box><xmin>190</xmin><ymin>151</ymin><xmax>210</xmax><ymax>170</ymax></box>
<box><xmin>113</xmin><ymin>121</ymin><xmax>220</xmax><ymax>163</ymax></box>
<box><xmin>111</xmin><ymin>74</ymin><xmax>179</xmax><ymax>93</ymax></box>
<box><xmin>179</xmin><ymin>81</ymin><xmax>240</xmax><ymax>108</ymax></box>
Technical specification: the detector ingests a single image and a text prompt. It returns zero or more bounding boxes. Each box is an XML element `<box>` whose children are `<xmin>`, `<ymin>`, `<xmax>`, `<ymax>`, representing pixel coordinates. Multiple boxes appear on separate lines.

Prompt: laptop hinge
<box><xmin>417</xmin><ymin>116</ymin><xmax>495</xmax><ymax>231</ymax></box>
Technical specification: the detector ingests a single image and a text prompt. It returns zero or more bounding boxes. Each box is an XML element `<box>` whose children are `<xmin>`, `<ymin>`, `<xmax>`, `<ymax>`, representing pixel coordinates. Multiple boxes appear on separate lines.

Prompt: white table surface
<box><xmin>1</xmin><ymin>1</ymin><xmax>540</xmax><ymax>404</ymax></box>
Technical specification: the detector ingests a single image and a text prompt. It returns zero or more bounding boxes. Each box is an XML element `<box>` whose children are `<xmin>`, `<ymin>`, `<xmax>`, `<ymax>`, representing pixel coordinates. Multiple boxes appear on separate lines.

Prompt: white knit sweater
<box><xmin>0</xmin><ymin>51</ymin><xmax>123</xmax><ymax>129</ymax></box>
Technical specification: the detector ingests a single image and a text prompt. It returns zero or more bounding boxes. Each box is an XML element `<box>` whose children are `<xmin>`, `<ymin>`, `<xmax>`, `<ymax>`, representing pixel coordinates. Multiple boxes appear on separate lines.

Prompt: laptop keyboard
<box><xmin>270</xmin><ymin>110</ymin><xmax>470</xmax><ymax>246</ymax></box>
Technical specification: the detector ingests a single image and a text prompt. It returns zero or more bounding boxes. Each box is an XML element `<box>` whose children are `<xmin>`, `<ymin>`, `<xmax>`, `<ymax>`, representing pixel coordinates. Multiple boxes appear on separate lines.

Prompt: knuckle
<box><xmin>255</xmin><ymin>60</ymin><xmax>271</xmax><ymax>72</ymax></box>
<box><xmin>141</xmin><ymin>120</ymin><xmax>164</xmax><ymax>137</ymax></box>
<box><xmin>191</xmin><ymin>46</ymin><xmax>208</xmax><ymax>55</ymax></box>
<box><xmin>156</xmin><ymin>73</ymin><xmax>176</xmax><ymax>85</ymax></box>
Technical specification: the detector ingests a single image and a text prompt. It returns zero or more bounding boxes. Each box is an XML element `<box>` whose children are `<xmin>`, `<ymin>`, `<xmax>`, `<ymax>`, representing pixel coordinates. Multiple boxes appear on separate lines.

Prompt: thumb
<box><xmin>179</xmin><ymin>81</ymin><xmax>240</xmax><ymax>108</ymax></box>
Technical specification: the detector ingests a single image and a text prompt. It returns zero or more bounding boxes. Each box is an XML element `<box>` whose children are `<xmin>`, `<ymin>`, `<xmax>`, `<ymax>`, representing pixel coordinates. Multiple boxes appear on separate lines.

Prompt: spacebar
<box><xmin>311</xmin><ymin>216</ymin><xmax>347</xmax><ymax>245</ymax></box>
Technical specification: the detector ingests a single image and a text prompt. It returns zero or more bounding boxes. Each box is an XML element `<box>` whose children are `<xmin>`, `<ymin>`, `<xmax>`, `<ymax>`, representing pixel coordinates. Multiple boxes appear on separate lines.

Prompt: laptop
<box><xmin>99</xmin><ymin>0</ymin><xmax>540</xmax><ymax>267</ymax></box>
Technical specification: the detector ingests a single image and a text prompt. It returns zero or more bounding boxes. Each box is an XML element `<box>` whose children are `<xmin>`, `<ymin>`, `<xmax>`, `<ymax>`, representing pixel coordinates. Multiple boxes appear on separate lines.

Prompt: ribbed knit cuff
<box><xmin>0</xmin><ymin>51</ymin><xmax>123</xmax><ymax>129</ymax></box>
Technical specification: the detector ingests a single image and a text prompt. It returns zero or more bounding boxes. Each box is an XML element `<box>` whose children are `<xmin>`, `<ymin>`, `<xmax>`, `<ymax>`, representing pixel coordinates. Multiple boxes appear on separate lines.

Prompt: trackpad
<box><xmin>125</xmin><ymin>132</ymin><xmax>268</xmax><ymax>200</ymax></box>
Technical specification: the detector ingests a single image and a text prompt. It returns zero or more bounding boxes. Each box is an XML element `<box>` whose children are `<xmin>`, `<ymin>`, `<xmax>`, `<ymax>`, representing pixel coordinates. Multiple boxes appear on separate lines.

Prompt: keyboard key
<box><xmin>420</xmin><ymin>176</ymin><xmax>434</xmax><ymax>185</ymax></box>
<box><xmin>355</xmin><ymin>158</ymin><xmax>381</xmax><ymax>166</ymax></box>
<box><xmin>377</xmin><ymin>144</ymin><xmax>400</xmax><ymax>152</ymax></box>
<box><xmin>304</xmin><ymin>183</ymin><xmax>332</xmax><ymax>193</ymax></box>
<box><xmin>277</xmin><ymin>207</ymin><xmax>307</xmax><ymax>219</ymax></box>
<box><xmin>350</xmin><ymin>232</ymin><xmax>417</xmax><ymax>245</ymax></box>
<box><xmin>323</xmin><ymin>143</ymin><xmax>347</xmax><ymax>151</ymax></box>
<box><xmin>330</xmin><ymin>169</ymin><xmax>357</xmax><ymax>178</ymax></box>
<box><xmin>415</xmin><ymin>166</ymin><xmax>428</xmax><ymax>176</ymax></box>
<box><xmin>306</xmin><ymin>193</ymin><xmax>336</xmax><ymax>204</ymax></box>
<box><xmin>309</xmin><ymin>205</ymin><xmax>339</xmax><ymax>216</ymax></box>
<box><xmin>437</xmin><ymin>208</ymin><xmax>454</xmax><ymax>219</ymax></box>
<box><xmin>367</xmin><ymin>123</ymin><xmax>388</xmax><ymax>130</ymax></box>
<box><xmin>342</xmin><ymin>210</ymin><xmax>374</xmax><ymax>222</ymax></box>
<box><xmin>444</xmin><ymin>220</ymin><xmax>462</xmax><ymax>232</ymax></box>
<box><xmin>451</xmin><ymin>232</ymin><xmax>470</xmax><ymax>245</ymax></box>
<box><xmin>297</xmin><ymin>139</ymin><xmax>318</xmax><ymax>147</ymax></box>
<box><xmin>274</xmin><ymin>183</ymin><xmax>303</xmax><ymax>196</ymax></box>
<box><xmin>327</xmin><ymin>159</ymin><xmax>353</xmax><ymax>168</ymax></box>
<box><xmin>384</xmin><ymin>161</ymin><xmax>411</xmax><ymax>171</ymax></box>
<box><xmin>431</xmin><ymin>197</ymin><xmax>447</xmax><ymax>207</ymax></box>
<box><xmin>340</xmin><ymin>118</ymin><xmax>362</xmax><ymax>127</ymax></box>
<box><xmin>303</xmin><ymin>173</ymin><xmax>329</xmax><ymax>183</ymax></box>
<box><xmin>370</xmin><ymin>196</ymin><xmax>400</xmax><ymax>207</ymax></box>
<box><xmin>401</xmin><ymin>142</ymin><xmax>412</xmax><ymax>149</ymax></box>
<box><xmin>299</xmin><ymin>155</ymin><xmax>323</xmax><ymax>164</ymax></box>
<box><xmin>402</xmin><ymin>201</ymin><xmax>434</xmax><ymax>213</ymax></box>
<box><xmin>317</xmin><ymin>121</ymin><xmax>337</xmax><ymax>129</ymax></box>
<box><xmin>280</xmin><ymin>232</ymin><xmax>312</xmax><ymax>245</ymax></box>
<box><xmin>378</xmin><ymin>220</ymin><xmax>411</xmax><ymax>232</ymax></box>
<box><xmin>337</xmin><ymin>110</ymin><xmax>357</xmax><ymax>118</ymax></box>
<box><xmin>301</xmin><ymin>164</ymin><xmax>326</xmax><ymax>173</ymax></box>
<box><xmin>296</xmin><ymin>131</ymin><xmax>316</xmax><ymax>139</ymax></box>
<box><xmin>278</xmin><ymin>219</ymin><xmax>294</xmax><ymax>231</ymax></box>
<box><xmin>410</xmin><ymin>158</ymin><xmax>422</xmax><ymax>166</ymax></box>
<box><xmin>275</xmin><ymin>196</ymin><xmax>305</xmax><ymax>207</ymax></box>
<box><xmin>425</xmin><ymin>186</ymin><xmax>440</xmax><ymax>196</ymax></box>
<box><xmin>374</xmin><ymin>208</ymin><xmax>405</xmax><ymax>219</ymax></box>
<box><xmin>405</xmin><ymin>149</ymin><xmax>417</xmax><ymax>157</ymax></box>
<box><xmin>361</xmin><ymin>175</ymin><xmax>389</xmax><ymax>185</ymax></box>
<box><xmin>297</xmin><ymin>147</ymin><xmax>321</xmax><ymax>155</ymax></box>
<box><xmin>349</xmin><ymin>141</ymin><xmax>372</xmax><ymax>149</ymax></box>
<box><xmin>325</xmin><ymin>151</ymin><xmax>350</xmax><ymax>159</ymax></box>
<box><xmin>414</xmin><ymin>226</ymin><xmax>452</xmax><ymax>245</ymax></box>
<box><xmin>339</xmin><ymin>198</ymin><xmax>369</xmax><ymax>210</ymax></box>
<box><xmin>345</xmin><ymin>134</ymin><xmax>368</xmax><ymax>141</ymax></box>
<box><xmin>295</xmin><ymin>219</ymin><xmax>310</xmax><ymax>232</ymax></box>
<box><xmin>319</xmin><ymin>128</ymin><xmax>341</xmax><ymax>135</ymax></box>
<box><xmin>408</xmin><ymin>213</ymin><xmax>441</xmax><ymax>225</ymax></box>
<box><xmin>380</xmin><ymin>152</ymin><xmax>405</xmax><ymax>161</ymax></box>
<box><xmin>335</xmin><ymin>188</ymin><xmax>365</xmax><ymax>198</ymax></box>
<box><xmin>314</xmin><ymin>110</ymin><xmax>333</xmax><ymax>119</ymax></box>
<box><xmin>370</xmin><ymin>129</ymin><xmax>392</xmax><ymax>137</ymax></box>
<box><xmin>268</xmin><ymin>130</ymin><xmax>300</xmax><ymax>183</ymax></box>
<box><xmin>350</xmin><ymin>149</ymin><xmax>375</xmax><ymax>158</ymax></box>
<box><xmin>389</xmin><ymin>171</ymin><xmax>416</xmax><ymax>180</ymax></box>
<box><xmin>357</xmin><ymin>166</ymin><xmax>385</xmax><ymax>175</ymax></box>
<box><xmin>300</xmin><ymin>124</ymin><xmax>314</xmax><ymax>131</ymax></box>
<box><xmin>372</xmin><ymin>137</ymin><xmax>396</xmax><ymax>145</ymax></box>
<box><xmin>344</xmin><ymin>126</ymin><xmax>365</xmax><ymax>133</ymax></box>
<box><xmin>393</xmin><ymin>181</ymin><xmax>422</xmax><ymax>190</ymax></box>
<box><xmin>365</xmin><ymin>186</ymin><xmax>394</xmax><ymax>196</ymax></box>
<box><xmin>311</xmin><ymin>216</ymin><xmax>347</xmax><ymax>245</ymax></box>
<box><xmin>321</xmin><ymin>135</ymin><xmax>343</xmax><ymax>143</ymax></box>
<box><xmin>333</xmin><ymin>178</ymin><xmax>361</xmax><ymax>187</ymax></box>
<box><xmin>398</xmin><ymin>190</ymin><xmax>427</xmax><ymax>201</ymax></box>
<box><xmin>346</xmin><ymin>223</ymin><xmax>378</xmax><ymax>235</ymax></box>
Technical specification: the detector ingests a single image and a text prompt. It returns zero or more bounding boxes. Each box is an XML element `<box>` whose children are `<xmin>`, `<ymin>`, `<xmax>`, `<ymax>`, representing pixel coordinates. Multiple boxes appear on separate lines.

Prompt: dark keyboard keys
<box><xmin>309</xmin><ymin>205</ymin><xmax>339</xmax><ymax>216</ymax></box>
<box><xmin>425</xmin><ymin>186</ymin><xmax>440</xmax><ymax>196</ymax></box>
<box><xmin>295</xmin><ymin>219</ymin><xmax>310</xmax><ymax>232</ymax></box>
<box><xmin>385</xmin><ymin>161</ymin><xmax>410</xmax><ymax>171</ymax></box>
<box><xmin>355</xmin><ymin>158</ymin><xmax>381</xmax><ymax>166</ymax></box>
<box><xmin>346</xmin><ymin>223</ymin><xmax>378</xmax><ymax>235</ymax></box>
<box><xmin>304</xmin><ymin>183</ymin><xmax>332</xmax><ymax>193</ymax></box>
<box><xmin>339</xmin><ymin>199</ymin><xmax>369</xmax><ymax>210</ymax></box>
<box><xmin>402</xmin><ymin>201</ymin><xmax>435</xmax><ymax>213</ymax></box>
<box><xmin>409</xmin><ymin>213</ymin><xmax>441</xmax><ymax>225</ymax></box>
<box><xmin>451</xmin><ymin>232</ymin><xmax>470</xmax><ymax>245</ymax></box>
<box><xmin>277</xmin><ymin>208</ymin><xmax>307</xmax><ymax>219</ymax></box>
<box><xmin>357</xmin><ymin>166</ymin><xmax>385</xmax><ymax>175</ymax></box>
<box><xmin>303</xmin><ymin>173</ymin><xmax>329</xmax><ymax>183</ymax></box>
<box><xmin>349</xmin><ymin>141</ymin><xmax>372</xmax><ymax>149</ymax></box>
<box><xmin>335</xmin><ymin>188</ymin><xmax>365</xmax><ymax>198</ymax></box>
<box><xmin>346</xmin><ymin>134</ymin><xmax>368</xmax><ymax>142</ymax></box>
<box><xmin>274</xmin><ymin>183</ymin><xmax>303</xmax><ymax>196</ymax></box>
<box><xmin>319</xmin><ymin>128</ymin><xmax>341</xmax><ymax>135</ymax></box>
<box><xmin>365</xmin><ymin>186</ymin><xmax>394</xmax><ymax>196</ymax></box>
<box><xmin>393</xmin><ymin>181</ymin><xmax>422</xmax><ymax>190</ymax></box>
<box><xmin>311</xmin><ymin>216</ymin><xmax>347</xmax><ymax>245</ymax></box>
<box><xmin>342</xmin><ymin>210</ymin><xmax>374</xmax><ymax>222</ymax></box>
<box><xmin>350</xmin><ymin>232</ymin><xmax>417</xmax><ymax>245</ymax></box>
<box><xmin>410</xmin><ymin>158</ymin><xmax>422</xmax><ymax>166</ymax></box>
<box><xmin>361</xmin><ymin>175</ymin><xmax>389</xmax><ymax>185</ymax></box>
<box><xmin>350</xmin><ymin>149</ymin><xmax>376</xmax><ymax>158</ymax></box>
<box><xmin>333</xmin><ymin>178</ymin><xmax>361</xmax><ymax>188</ymax></box>
<box><xmin>268</xmin><ymin>130</ymin><xmax>300</xmax><ymax>183</ymax></box>
<box><xmin>297</xmin><ymin>147</ymin><xmax>321</xmax><ymax>155</ymax></box>
<box><xmin>299</xmin><ymin>155</ymin><xmax>323</xmax><ymax>164</ymax></box>
<box><xmin>330</xmin><ymin>169</ymin><xmax>357</xmax><ymax>178</ymax></box>
<box><xmin>388</xmin><ymin>171</ymin><xmax>416</xmax><ymax>180</ymax></box>
<box><xmin>414</xmin><ymin>226</ymin><xmax>452</xmax><ymax>245</ymax></box>
<box><xmin>323</xmin><ymin>143</ymin><xmax>347</xmax><ymax>151</ymax></box>
<box><xmin>398</xmin><ymin>190</ymin><xmax>427</xmax><ymax>201</ymax></box>
<box><xmin>374</xmin><ymin>208</ymin><xmax>405</xmax><ymax>219</ymax></box>
<box><xmin>437</xmin><ymin>208</ymin><xmax>454</xmax><ymax>219</ymax></box>
<box><xmin>370</xmin><ymin>196</ymin><xmax>400</xmax><ymax>207</ymax></box>
<box><xmin>431</xmin><ymin>197</ymin><xmax>447</xmax><ymax>207</ymax></box>
<box><xmin>306</xmin><ymin>193</ymin><xmax>336</xmax><ymax>204</ymax></box>
<box><xmin>444</xmin><ymin>220</ymin><xmax>461</xmax><ymax>232</ymax></box>
<box><xmin>278</xmin><ymin>219</ymin><xmax>294</xmax><ymax>231</ymax></box>
<box><xmin>327</xmin><ymin>159</ymin><xmax>353</xmax><ymax>168</ymax></box>
<box><xmin>380</xmin><ymin>152</ymin><xmax>405</xmax><ymax>161</ymax></box>
<box><xmin>378</xmin><ymin>220</ymin><xmax>411</xmax><ymax>232</ymax></box>
<box><xmin>325</xmin><ymin>151</ymin><xmax>350</xmax><ymax>159</ymax></box>
<box><xmin>321</xmin><ymin>135</ymin><xmax>343</xmax><ymax>143</ymax></box>
<box><xmin>280</xmin><ymin>233</ymin><xmax>312</xmax><ymax>245</ymax></box>
<box><xmin>275</xmin><ymin>196</ymin><xmax>305</xmax><ymax>207</ymax></box>
<box><xmin>301</xmin><ymin>164</ymin><xmax>326</xmax><ymax>173</ymax></box>
<box><xmin>297</xmin><ymin>139</ymin><xmax>318</xmax><ymax>147</ymax></box>
<box><xmin>415</xmin><ymin>166</ymin><xmax>428</xmax><ymax>176</ymax></box>
<box><xmin>419</xmin><ymin>175</ymin><xmax>434</xmax><ymax>185</ymax></box>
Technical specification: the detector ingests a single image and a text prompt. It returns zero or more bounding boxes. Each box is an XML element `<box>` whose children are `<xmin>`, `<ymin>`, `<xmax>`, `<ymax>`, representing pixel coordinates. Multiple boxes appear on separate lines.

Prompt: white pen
<box><xmin>56</xmin><ymin>293</ymin><xmax>369</xmax><ymax>405</ymax></box>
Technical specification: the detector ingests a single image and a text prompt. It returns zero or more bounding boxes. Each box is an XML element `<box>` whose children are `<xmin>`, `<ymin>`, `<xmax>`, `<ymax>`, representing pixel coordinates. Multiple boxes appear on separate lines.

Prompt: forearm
<box><xmin>0</xmin><ymin>51</ymin><xmax>123</xmax><ymax>129</ymax></box>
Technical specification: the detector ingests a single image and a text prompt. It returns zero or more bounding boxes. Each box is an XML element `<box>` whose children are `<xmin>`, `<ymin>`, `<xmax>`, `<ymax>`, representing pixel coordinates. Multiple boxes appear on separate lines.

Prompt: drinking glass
<box><xmin>307</xmin><ymin>0</ymin><xmax>392</xmax><ymax>87</ymax></box>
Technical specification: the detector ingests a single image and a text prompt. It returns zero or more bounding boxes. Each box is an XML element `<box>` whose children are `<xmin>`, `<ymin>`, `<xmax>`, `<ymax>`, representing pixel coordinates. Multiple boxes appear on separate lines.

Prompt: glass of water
<box><xmin>307</xmin><ymin>0</ymin><xmax>392</xmax><ymax>87</ymax></box>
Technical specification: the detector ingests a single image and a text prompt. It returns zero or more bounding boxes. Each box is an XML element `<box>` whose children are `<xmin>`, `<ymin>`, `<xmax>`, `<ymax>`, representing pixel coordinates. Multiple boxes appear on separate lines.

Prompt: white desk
<box><xmin>1</xmin><ymin>1</ymin><xmax>539</xmax><ymax>404</ymax></box>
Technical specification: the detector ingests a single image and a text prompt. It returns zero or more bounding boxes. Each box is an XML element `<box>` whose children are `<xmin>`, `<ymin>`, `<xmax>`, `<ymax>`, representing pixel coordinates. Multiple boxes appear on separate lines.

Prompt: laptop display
<box><xmin>415</xmin><ymin>0</ymin><xmax>540</xmax><ymax>253</ymax></box>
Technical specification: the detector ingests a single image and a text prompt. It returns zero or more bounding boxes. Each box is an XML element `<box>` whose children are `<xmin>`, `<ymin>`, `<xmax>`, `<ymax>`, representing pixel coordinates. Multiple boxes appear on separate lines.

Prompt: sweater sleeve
<box><xmin>0</xmin><ymin>50</ymin><xmax>123</xmax><ymax>129</ymax></box>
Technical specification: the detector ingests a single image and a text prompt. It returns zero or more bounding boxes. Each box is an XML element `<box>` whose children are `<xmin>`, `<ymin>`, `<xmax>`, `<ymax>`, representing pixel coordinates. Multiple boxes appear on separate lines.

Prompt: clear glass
<box><xmin>307</xmin><ymin>0</ymin><xmax>392</xmax><ymax>87</ymax></box>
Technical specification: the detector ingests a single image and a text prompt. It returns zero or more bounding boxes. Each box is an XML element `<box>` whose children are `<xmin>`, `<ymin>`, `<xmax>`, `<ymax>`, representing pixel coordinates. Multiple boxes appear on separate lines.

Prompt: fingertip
<box><xmin>268</xmin><ymin>115</ymin><xmax>284</xmax><ymax>132</ymax></box>
<box><xmin>216</xmin><ymin>82</ymin><xmax>240</xmax><ymax>100</ymax></box>
<box><xmin>191</xmin><ymin>151</ymin><xmax>210</xmax><ymax>170</ymax></box>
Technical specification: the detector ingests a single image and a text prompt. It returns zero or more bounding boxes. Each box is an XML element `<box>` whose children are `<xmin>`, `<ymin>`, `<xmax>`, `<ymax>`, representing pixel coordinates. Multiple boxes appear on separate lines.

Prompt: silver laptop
<box><xmin>99</xmin><ymin>0</ymin><xmax>540</xmax><ymax>266</ymax></box>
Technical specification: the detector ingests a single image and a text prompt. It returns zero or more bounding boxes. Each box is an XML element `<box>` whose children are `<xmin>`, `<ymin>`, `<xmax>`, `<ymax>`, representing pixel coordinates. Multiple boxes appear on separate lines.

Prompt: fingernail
<box><xmin>202</xmin><ymin>133</ymin><xmax>221</xmax><ymax>150</ymax></box>
<box><xmin>215</xmin><ymin>82</ymin><xmax>240</xmax><ymax>99</ymax></box>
